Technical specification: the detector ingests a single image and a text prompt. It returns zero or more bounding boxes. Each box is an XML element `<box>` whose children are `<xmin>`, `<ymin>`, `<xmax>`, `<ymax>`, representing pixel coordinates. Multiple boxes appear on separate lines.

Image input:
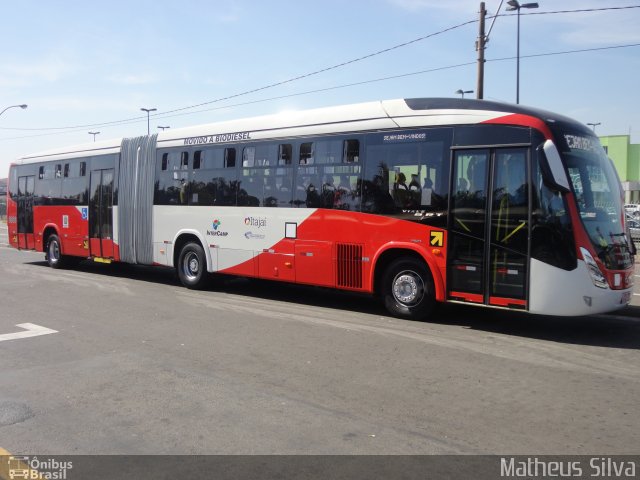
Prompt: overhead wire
<box><xmin>0</xmin><ymin>4</ymin><xmax>638</xmax><ymax>138</ymax></box>
<box><xmin>2</xmin><ymin>41</ymin><xmax>638</xmax><ymax>142</ymax></box>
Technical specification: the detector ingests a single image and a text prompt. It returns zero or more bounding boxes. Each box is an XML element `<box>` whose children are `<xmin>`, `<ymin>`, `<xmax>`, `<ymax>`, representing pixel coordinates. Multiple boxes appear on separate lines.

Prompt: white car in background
<box><xmin>624</xmin><ymin>204</ymin><xmax>640</xmax><ymax>218</ymax></box>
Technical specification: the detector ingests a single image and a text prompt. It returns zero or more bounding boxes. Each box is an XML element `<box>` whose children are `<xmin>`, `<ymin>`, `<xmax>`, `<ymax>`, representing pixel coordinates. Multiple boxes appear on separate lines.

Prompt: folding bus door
<box><xmin>447</xmin><ymin>148</ymin><xmax>529</xmax><ymax>309</ymax></box>
<box><xmin>88</xmin><ymin>168</ymin><xmax>115</xmax><ymax>259</ymax></box>
<box><xmin>17</xmin><ymin>175</ymin><xmax>35</xmax><ymax>250</ymax></box>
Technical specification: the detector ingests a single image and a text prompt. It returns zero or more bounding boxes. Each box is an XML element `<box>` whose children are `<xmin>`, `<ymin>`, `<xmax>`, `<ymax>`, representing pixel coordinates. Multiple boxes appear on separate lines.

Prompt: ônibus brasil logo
<box><xmin>207</xmin><ymin>219</ymin><xmax>228</xmax><ymax>237</ymax></box>
<box><xmin>6</xmin><ymin>455</ymin><xmax>73</xmax><ymax>479</ymax></box>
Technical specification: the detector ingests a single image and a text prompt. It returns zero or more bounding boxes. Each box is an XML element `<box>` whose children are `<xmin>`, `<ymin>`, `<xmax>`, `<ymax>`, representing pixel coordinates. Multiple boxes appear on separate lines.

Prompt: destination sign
<box><xmin>564</xmin><ymin>134</ymin><xmax>598</xmax><ymax>152</ymax></box>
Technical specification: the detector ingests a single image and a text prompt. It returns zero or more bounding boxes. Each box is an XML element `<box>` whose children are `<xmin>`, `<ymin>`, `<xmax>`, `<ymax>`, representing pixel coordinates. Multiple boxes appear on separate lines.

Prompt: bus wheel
<box><xmin>45</xmin><ymin>234</ymin><xmax>66</xmax><ymax>269</ymax></box>
<box><xmin>381</xmin><ymin>258</ymin><xmax>435</xmax><ymax>320</ymax></box>
<box><xmin>177</xmin><ymin>242</ymin><xmax>208</xmax><ymax>290</ymax></box>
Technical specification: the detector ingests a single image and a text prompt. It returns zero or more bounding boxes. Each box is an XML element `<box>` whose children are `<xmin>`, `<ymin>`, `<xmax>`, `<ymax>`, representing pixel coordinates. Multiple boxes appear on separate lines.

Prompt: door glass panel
<box><xmin>101</xmin><ymin>170</ymin><xmax>114</xmax><ymax>240</ymax></box>
<box><xmin>489</xmin><ymin>149</ymin><xmax>528</xmax><ymax>300</ymax></box>
<box><xmin>449</xmin><ymin>150</ymin><xmax>489</xmax><ymax>294</ymax></box>
<box><xmin>17</xmin><ymin>176</ymin><xmax>35</xmax><ymax>235</ymax></box>
<box><xmin>89</xmin><ymin>171</ymin><xmax>101</xmax><ymax>239</ymax></box>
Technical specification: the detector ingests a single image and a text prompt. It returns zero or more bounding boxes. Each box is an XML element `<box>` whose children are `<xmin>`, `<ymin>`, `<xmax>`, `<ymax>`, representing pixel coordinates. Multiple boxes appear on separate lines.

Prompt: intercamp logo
<box><xmin>207</xmin><ymin>219</ymin><xmax>228</xmax><ymax>237</ymax></box>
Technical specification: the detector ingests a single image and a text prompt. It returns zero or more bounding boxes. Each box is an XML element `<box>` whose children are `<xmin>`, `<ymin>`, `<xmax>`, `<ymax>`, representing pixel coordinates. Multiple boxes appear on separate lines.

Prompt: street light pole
<box><xmin>157</xmin><ymin>126</ymin><xmax>170</xmax><ymax>131</ymax></box>
<box><xmin>89</xmin><ymin>131</ymin><xmax>100</xmax><ymax>142</ymax></box>
<box><xmin>587</xmin><ymin>122</ymin><xmax>601</xmax><ymax>134</ymax></box>
<box><xmin>455</xmin><ymin>89</ymin><xmax>474</xmax><ymax>99</ymax></box>
<box><xmin>506</xmin><ymin>1</ymin><xmax>539</xmax><ymax>104</ymax></box>
<box><xmin>140</xmin><ymin>107</ymin><xmax>157</xmax><ymax>135</ymax></box>
<box><xmin>0</xmin><ymin>104</ymin><xmax>28</xmax><ymax>117</ymax></box>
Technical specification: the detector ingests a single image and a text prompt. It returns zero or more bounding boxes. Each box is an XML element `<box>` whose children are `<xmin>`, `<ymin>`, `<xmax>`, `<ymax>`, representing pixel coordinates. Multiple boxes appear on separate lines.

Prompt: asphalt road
<box><xmin>1</xmin><ymin>222</ymin><xmax>639</xmax><ymax>455</ymax></box>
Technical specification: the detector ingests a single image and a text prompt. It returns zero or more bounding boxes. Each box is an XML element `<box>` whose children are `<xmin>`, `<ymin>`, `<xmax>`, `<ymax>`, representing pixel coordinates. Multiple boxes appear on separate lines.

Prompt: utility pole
<box><xmin>476</xmin><ymin>2</ymin><xmax>487</xmax><ymax>100</ymax></box>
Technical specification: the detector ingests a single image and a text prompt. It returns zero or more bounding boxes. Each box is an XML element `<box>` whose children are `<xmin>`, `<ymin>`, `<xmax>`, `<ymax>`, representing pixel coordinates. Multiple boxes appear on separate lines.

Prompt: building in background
<box><xmin>600</xmin><ymin>135</ymin><xmax>640</xmax><ymax>203</ymax></box>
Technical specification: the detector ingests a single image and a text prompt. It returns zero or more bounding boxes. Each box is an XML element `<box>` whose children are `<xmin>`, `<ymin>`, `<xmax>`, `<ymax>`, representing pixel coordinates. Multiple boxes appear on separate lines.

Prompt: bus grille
<box><xmin>336</xmin><ymin>243</ymin><xmax>363</xmax><ymax>289</ymax></box>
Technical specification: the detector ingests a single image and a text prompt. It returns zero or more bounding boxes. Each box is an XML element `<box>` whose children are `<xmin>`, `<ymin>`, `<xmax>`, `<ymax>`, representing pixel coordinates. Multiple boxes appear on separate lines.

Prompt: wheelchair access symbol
<box><xmin>81</xmin><ymin>207</ymin><xmax>88</xmax><ymax>220</ymax></box>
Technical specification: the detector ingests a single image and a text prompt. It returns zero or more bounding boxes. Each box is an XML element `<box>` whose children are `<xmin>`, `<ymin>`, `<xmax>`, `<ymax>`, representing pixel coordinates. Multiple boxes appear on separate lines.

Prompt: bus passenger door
<box><xmin>17</xmin><ymin>175</ymin><xmax>35</xmax><ymax>249</ymax></box>
<box><xmin>447</xmin><ymin>148</ymin><xmax>529</xmax><ymax>309</ymax></box>
<box><xmin>89</xmin><ymin>169</ymin><xmax>115</xmax><ymax>259</ymax></box>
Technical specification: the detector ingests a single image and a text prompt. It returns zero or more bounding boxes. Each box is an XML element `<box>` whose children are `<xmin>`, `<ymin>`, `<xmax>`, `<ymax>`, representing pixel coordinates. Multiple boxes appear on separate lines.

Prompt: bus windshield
<box><xmin>561</xmin><ymin>134</ymin><xmax>632</xmax><ymax>270</ymax></box>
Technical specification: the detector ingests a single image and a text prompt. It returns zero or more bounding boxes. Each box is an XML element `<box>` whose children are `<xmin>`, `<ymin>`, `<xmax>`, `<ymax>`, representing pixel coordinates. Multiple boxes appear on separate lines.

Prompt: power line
<box><xmin>1</xmin><ymin>5</ymin><xmax>638</xmax><ymax>135</ymax></box>
<box><xmin>2</xmin><ymin>42</ymin><xmax>638</xmax><ymax>142</ymax></box>
<box><xmin>512</xmin><ymin>5</ymin><xmax>640</xmax><ymax>16</ymax></box>
<box><xmin>0</xmin><ymin>18</ymin><xmax>478</xmax><ymax>133</ymax></box>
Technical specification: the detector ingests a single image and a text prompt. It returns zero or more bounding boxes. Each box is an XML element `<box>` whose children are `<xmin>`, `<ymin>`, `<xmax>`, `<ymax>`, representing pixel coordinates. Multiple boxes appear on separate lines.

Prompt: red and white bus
<box><xmin>6</xmin><ymin>98</ymin><xmax>634</xmax><ymax>319</ymax></box>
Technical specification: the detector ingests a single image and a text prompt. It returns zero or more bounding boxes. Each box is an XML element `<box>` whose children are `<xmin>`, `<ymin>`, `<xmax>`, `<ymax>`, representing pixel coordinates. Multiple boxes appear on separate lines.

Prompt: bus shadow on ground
<box><xmin>27</xmin><ymin>259</ymin><xmax>640</xmax><ymax>350</ymax></box>
<box><xmin>432</xmin><ymin>303</ymin><xmax>640</xmax><ymax>350</ymax></box>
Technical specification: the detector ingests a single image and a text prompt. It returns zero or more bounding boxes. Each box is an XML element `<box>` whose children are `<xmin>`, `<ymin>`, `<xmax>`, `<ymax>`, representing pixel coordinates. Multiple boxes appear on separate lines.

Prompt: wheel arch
<box><xmin>42</xmin><ymin>224</ymin><xmax>60</xmax><ymax>253</ymax></box>
<box><xmin>172</xmin><ymin>230</ymin><xmax>211</xmax><ymax>271</ymax></box>
<box><xmin>371</xmin><ymin>245</ymin><xmax>444</xmax><ymax>301</ymax></box>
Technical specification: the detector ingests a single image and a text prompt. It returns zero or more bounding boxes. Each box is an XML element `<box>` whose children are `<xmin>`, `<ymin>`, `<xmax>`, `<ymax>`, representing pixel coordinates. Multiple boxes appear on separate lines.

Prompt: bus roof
<box><xmin>14</xmin><ymin>97</ymin><xmax>585</xmax><ymax>164</ymax></box>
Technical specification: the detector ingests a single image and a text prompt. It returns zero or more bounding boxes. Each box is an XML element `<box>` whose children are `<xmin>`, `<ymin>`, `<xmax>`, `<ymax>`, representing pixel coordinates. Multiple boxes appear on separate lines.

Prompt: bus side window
<box><xmin>279</xmin><ymin>144</ymin><xmax>292</xmax><ymax>165</ymax></box>
<box><xmin>300</xmin><ymin>143</ymin><xmax>313</xmax><ymax>164</ymax></box>
<box><xmin>344</xmin><ymin>139</ymin><xmax>359</xmax><ymax>162</ymax></box>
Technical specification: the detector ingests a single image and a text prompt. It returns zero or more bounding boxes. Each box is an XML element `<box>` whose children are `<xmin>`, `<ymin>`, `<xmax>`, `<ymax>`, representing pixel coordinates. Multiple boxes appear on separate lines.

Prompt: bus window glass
<box><xmin>225</xmin><ymin>148</ymin><xmax>236</xmax><ymax>168</ymax></box>
<box><xmin>295</xmin><ymin>136</ymin><xmax>363</xmax><ymax>210</ymax></box>
<box><xmin>451</xmin><ymin>151</ymin><xmax>488</xmax><ymax>239</ymax></box>
<box><xmin>565</xmin><ymin>151</ymin><xmax>630</xmax><ymax>269</ymax></box>
<box><xmin>315</xmin><ymin>140</ymin><xmax>342</xmax><ymax>164</ymax></box>
<box><xmin>62</xmin><ymin>160</ymin><xmax>87</xmax><ymax>204</ymax></box>
<box><xmin>344</xmin><ymin>140</ymin><xmax>360</xmax><ymax>162</ymax></box>
<box><xmin>300</xmin><ymin>143</ymin><xmax>314</xmax><ymax>164</ymax></box>
<box><xmin>531</xmin><ymin>150</ymin><xmax>576</xmax><ymax>270</ymax></box>
<box><xmin>155</xmin><ymin>151</ymin><xmax>188</xmax><ymax>205</ymax></box>
<box><xmin>363</xmin><ymin>129</ymin><xmax>451</xmax><ymax>219</ymax></box>
<box><xmin>238</xmin><ymin>159</ymin><xmax>293</xmax><ymax>207</ymax></box>
<box><xmin>243</xmin><ymin>147</ymin><xmax>255</xmax><ymax>167</ymax></box>
<box><xmin>187</xmin><ymin>148</ymin><xmax>236</xmax><ymax>206</ymax></box>
<box><xmin>279</xmin><ymin>144</ymin><xmax>292</xmax><ymax>165</ymax></box>
<box><xmin>244</xmin><ymin>144</ymin><xmax>276</xmax><ymax>167</ymax></box>
<box><xmin>491</xmin><ymin>149</ymin><xmax>528</xmax><ymax>255</ymax></box>
<box><xmin>202</xmin><ymin>148</ymin><xmax>225</xmax><ymax>169</ymax></box>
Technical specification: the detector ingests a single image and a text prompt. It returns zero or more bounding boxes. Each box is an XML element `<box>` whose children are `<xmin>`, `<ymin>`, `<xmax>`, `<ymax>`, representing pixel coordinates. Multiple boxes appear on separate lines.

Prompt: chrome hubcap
<box><xmin>392</xmin><ymin>270</ymin><xmax>424</xmax><ymax>306</ymax></box>
<box><xmin>183</xmin><ymin>252</ymin><xmax>199</xmax><ymax>280</ymax></box>
<box><xmin>49</xmin><ymin>240</ymin><xmax>60</xmax><ymax>261</ymax></box>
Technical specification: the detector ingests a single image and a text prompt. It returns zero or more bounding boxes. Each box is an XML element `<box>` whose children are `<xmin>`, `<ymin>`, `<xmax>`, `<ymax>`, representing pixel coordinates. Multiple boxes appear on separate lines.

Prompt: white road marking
<box><xmin>0</xmin><ymin>323</ymin><xmax>58</xmax><ymax>342</ymax></box>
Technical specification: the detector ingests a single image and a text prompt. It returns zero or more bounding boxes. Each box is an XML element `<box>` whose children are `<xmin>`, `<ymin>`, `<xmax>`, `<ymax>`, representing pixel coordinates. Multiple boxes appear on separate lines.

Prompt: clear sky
<box><xmin>1</xmin><ymin>0</ymin><xmax>639</xmax><ymax>177</ymax></box>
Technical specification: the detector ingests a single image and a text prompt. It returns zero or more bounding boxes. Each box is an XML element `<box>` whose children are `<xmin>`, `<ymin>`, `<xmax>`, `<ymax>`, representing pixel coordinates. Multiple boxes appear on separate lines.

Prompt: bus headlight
<box><xmin>580</xmin><ymin>247</ymin><xmax>609</xmax><ymax>289</ymax></box>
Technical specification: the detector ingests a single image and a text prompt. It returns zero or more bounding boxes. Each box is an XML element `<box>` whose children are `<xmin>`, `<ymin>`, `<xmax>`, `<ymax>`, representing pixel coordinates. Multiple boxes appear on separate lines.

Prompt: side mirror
<box><xmin>538</xmin><ymin>140</ymin><xmax>571</xmax><ymax>193</ymax></box>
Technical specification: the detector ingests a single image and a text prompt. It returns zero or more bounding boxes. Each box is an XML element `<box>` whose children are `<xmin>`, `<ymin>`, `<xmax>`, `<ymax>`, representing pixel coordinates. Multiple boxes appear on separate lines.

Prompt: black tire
<box><xmin>381</xmin><ymin>258</ymin><xmax>436</xmax><ymax>320</ymax></box>
<box><xmin>45</xmin><ymin>234</ymin><xmax>67</xmax><ymax>269</ymax></box>
<box><xmin>177</xmin><ymin>242</ymin><xmax>209</xmax><ymax>289</ymax></box>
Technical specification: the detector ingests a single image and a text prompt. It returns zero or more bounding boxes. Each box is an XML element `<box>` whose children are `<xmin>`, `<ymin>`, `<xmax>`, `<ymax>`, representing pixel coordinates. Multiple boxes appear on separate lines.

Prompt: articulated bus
<box><xmin>6</xmin><ymin>98</ymin><xmax>634</xmax><ymax>319</ymax></box>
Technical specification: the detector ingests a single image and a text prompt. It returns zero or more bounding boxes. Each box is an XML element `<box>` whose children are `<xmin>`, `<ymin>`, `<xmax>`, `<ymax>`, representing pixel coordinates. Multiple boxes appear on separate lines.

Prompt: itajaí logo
<box><xmin>207</xmin><ymin>219</ymin><xmax>228</xmax><ymax>237</ymax></box>
<box><xmin>244</xmin><ymin>216</ymin><xmax>267</xmax><ymax>228</ymax></box>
